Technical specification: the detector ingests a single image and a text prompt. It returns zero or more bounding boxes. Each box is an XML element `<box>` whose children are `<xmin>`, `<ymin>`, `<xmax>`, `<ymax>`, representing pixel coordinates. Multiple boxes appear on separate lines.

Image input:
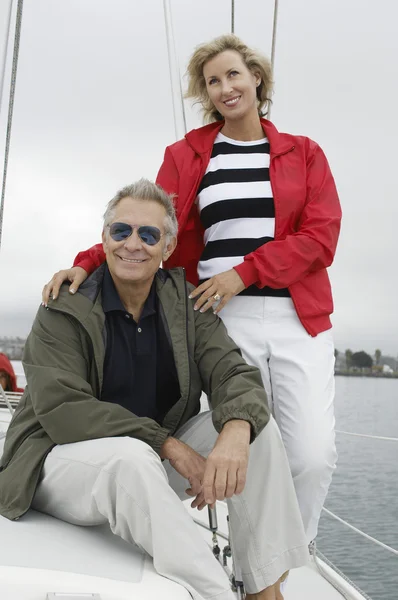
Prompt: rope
<box><xmin>322</xmin><ymin>507</ymin><xmax>398</xmax><ymax>556</ymax></box>
<box><xmin>267</xmin><ymin>0</ymin><xmax>279</xmax><ymax>120</ymax></box>
<box><xmin>0</xmin><ymin>0</ymin><xmax>24</xmax><ymax>250</ymax></box>
<box><xmin>310</xmin><ymin>541</ymin><xmax>373</xmax><ymax>600</ymax></box>
<box><xmin>309</xmin><ymin>541</ymin><xmax>349</xmax><ymax>599</ymax></box>
<box><xmin>336</xmin><ymin>429</ymin><xmax>398</xmax><ymax>442</ymax></box>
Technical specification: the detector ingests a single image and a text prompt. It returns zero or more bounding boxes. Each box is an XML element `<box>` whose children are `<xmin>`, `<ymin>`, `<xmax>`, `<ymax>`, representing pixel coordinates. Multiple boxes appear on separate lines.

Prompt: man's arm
<box><xmin>192</xmin><ymin>299</ymin><xmax>270</xmax><ymax>441</ymax></box>
<box><xmin>23</xmin><ymin>306</ymin><xmax>170</xmax><ymax>454</ymax></box>
<box><xmin>190</xmin><ymin>297</ymin><xmax>269</xmax><ymax>505</ymax></box>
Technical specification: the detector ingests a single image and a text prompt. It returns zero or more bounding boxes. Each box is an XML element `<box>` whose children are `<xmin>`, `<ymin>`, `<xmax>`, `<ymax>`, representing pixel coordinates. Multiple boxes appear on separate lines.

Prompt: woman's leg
<box><xmin>267</xmin><ymin>301</ymin><xmax>337</xmax><ymax>542</ymax></box>
<box><xmin>219</xmin><ymin>296</ymin><xmax>273</xmax><ymax>408</ymax></box>
<box><xmin>220</xmin><ymin>296</ymin><xmax>337</xmax><ymax>542</ymax></box>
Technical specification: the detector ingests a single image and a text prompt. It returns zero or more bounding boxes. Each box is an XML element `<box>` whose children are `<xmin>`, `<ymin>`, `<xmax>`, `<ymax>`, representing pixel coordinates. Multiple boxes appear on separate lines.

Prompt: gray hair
<box><xmin>103</xmin><ymin>178</ymin><xmax>178</xmax><ymax>244</ymax></box>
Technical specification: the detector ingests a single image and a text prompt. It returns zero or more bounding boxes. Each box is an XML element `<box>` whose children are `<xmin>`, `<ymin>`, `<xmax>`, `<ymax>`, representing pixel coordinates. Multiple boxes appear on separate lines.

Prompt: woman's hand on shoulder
<box><xmin>42</xmin><ymin>266</ymin><xmax>88</xmax><ymax>306</ymax></box>
<box><xmin>189</xmin><ymin>269</ymin><xmax>245</xmax><ymax>315</ymax></box>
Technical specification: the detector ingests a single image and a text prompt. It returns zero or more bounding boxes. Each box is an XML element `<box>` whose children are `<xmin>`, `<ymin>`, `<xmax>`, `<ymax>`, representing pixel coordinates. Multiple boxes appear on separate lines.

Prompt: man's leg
<box><xmin>166</xmin><ymin>412</ymin><xmax>309</xmax><ymax>595</ymax></box>
<box><xmin>32</xmin><ymin>436</ymin><xmax>235</xmax><ymax>600</ymax></box>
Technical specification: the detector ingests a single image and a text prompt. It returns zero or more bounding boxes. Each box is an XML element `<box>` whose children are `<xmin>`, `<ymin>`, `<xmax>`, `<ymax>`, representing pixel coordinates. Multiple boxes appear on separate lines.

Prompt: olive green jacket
<box><xmin>0</xmin><ymin>266</ymin><xmax>269</xmax><ymax>520</ymax></box>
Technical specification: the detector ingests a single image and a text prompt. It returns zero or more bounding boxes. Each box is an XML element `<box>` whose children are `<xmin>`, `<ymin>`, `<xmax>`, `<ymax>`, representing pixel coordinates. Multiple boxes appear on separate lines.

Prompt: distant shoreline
<box><xmin>335</xmin><ymin>371</ymin><xmax>398</xmax><ymax>379</ymax></box>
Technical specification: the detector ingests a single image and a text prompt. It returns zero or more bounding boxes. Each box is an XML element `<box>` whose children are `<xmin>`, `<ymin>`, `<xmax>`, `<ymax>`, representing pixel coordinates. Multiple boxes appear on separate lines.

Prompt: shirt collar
<box><xmin>102</xmin><ymin>263</ymin><xmax>157</xmax><ymax>319</ymax></box>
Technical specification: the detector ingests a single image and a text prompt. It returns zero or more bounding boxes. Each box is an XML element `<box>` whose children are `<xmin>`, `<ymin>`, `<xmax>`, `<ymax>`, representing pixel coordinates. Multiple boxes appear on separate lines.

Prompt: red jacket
<box><xmin>74</xmin><ymin>119</ymin><xmax>341</xmax><ymax>336</ymax></box>
<box><xmin>0</xmin><ymin>353</ymin><xmax>24</xmax><ymax>392</ymax></box>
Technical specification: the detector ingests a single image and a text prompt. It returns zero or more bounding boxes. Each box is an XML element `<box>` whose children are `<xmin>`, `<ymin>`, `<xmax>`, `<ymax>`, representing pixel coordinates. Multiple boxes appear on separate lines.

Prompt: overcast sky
<box><xmin>0</xmin><ymin>0</ymin><xmax>397</xmax><ymax>356</ymax></box>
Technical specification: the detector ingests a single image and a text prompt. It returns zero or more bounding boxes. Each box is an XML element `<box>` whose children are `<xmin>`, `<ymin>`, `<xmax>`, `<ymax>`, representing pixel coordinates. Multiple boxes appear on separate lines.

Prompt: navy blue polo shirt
<box><xmin>100</xmin><ymin>265</ymin><xmax>180</xmax><ymax>423</ymax></box>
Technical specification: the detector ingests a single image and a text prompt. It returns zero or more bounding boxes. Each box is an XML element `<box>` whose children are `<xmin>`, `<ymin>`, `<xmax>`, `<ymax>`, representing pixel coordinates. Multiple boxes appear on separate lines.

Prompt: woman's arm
<box><xmin>73</xmin><ymin>243</ymin><xmax>106</xmax><ymax>272</ymax></box>
<box><xmin>234</xmin><ymin>144</ymin><xmax>342</xmax><ymax>289</ymax></box>
<box><xmin>156</xmin><ymin>146</ymin><xmax>180</xmax><ymax>195</ymax></box>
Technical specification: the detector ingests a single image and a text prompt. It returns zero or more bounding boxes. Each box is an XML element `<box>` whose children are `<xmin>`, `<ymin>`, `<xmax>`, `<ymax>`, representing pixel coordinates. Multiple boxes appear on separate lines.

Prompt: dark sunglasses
<box><xmin>108</xmin><ymin>222</ymin><xmax>163</xmax><ymax>246</ymax></box>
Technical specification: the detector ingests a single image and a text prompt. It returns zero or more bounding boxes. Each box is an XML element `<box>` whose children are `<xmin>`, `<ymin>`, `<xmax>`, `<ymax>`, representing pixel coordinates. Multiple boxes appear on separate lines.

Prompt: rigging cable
<box><xmin>0</xmin><ymin>1</ymin><xmax>13</xmax><ymax>105</ymax></box>
<box><xmin>0</xmin><ymin>0</ymin><xmax>24</xmax><ymax>251</ymax></box>
<box><xmin>336</xmin><ymin>429</ymin><xmax>398</xmax><ymax>442</ymax></box>
<box><xmin>163</xmin><ymin>0</ymin><xmax>187</xmax><ymax>139</ymax></box>
<box><xmin>268</xmin><ymin>0</ymin><xmax>279</xmax><ymax>120</ymax></box>
<box><xmin>322</xmin><ymin>507</ymin><xmax>398</xmax><ymax>556</ymax></box>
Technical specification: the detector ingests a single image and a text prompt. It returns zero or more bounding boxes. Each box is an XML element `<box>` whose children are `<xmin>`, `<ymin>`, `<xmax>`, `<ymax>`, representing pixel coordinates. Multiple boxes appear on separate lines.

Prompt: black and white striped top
<box><xmin>196</xmin><ymin>132</ymin><xmax>290</xmax><ymax>297</ymax></box>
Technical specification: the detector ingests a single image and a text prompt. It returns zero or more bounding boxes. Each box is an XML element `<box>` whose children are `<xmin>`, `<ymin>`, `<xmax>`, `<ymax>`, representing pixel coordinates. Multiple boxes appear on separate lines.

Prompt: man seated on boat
<box><xmin>0</xmin><ymin>179</ymin><xmax>308</xmax><ymax>600</ymax></box>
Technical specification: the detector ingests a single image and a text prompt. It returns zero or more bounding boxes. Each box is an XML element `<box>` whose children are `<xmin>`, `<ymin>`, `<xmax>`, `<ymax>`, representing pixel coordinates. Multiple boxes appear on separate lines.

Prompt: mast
<box><xmin>0</xmin><ymin>0</ymin><xmax>24</xmax><ymax>251</ymax></box>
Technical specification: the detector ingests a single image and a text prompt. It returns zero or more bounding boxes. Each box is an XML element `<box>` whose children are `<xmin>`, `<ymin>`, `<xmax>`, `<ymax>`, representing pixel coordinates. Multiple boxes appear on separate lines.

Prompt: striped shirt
<box><xmin>196</xmin><ymin>132</ymin><xmax>290</xmax><ymax>297</ymax></box>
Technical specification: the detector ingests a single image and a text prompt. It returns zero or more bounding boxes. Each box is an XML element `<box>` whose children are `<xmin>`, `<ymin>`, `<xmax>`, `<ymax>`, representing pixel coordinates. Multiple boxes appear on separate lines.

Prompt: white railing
<box><xmin>0</xmin><ymin>385</ymin><xmax>21</xmax><ymax>414</ymax></box>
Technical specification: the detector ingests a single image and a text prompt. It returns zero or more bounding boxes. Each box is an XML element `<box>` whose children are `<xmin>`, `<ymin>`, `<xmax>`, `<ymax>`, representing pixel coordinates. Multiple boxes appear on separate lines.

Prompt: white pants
<box><xmin>32</xmin><ymin>412</ymin><xmax>308</xmax><ymax>600</ymax></box>
<box><xmin>219</xmin><ymin>297</ymin><xmax>337</xmax><ymax>542</ymax></box>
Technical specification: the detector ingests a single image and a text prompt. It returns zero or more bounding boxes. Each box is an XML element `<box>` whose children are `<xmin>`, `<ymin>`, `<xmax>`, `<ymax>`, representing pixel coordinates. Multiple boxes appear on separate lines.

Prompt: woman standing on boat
<box><xmin>43</xmin><ymin>34</ymin><xmax>341</xmax><ymax>544</ymax></box>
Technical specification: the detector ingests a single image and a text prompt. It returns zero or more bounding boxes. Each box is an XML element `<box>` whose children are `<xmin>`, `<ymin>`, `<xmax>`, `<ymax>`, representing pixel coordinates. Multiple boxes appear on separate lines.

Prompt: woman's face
<box><xmin>203</xmin><ymin>50</ymin><xmax>260</xmax><ymax>123</ymax></box>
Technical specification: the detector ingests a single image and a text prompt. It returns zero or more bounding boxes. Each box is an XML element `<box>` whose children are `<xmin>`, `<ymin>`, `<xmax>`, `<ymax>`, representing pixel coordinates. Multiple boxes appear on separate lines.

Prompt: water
<box><xmin>317</xmin><ymin>376</ymin><xmax>398</xmax><ymax>600</ymax></box>
<box><xmin>9</xmin><ymin>363</ymin><xmax>398</xmax><ymax>599</ymax></box>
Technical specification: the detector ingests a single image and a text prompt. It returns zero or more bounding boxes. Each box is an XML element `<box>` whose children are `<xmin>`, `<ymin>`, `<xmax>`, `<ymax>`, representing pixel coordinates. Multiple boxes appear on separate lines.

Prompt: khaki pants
<box><xmin>32</xmin><ymin>413</ymin><xmax>308</xmax><ymax>600</ymax></box>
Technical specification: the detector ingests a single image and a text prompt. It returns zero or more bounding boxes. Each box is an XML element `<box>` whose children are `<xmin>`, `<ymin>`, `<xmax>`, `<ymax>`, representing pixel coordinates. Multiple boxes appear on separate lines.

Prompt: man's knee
<box><xmin>100</xmin><ymin>437</ymin><xmax>161</xmax><ymax>473</ymax></box>
<box><xmin>90</xmin><ymin>437</ymin><xmax>167</xmax><ymax>505</ymax></box>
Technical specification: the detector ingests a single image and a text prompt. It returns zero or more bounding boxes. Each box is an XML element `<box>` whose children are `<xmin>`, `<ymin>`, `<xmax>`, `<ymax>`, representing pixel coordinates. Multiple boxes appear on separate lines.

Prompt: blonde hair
<box><xmin>186</xmin><ymin>34</ymin><xmax>273</xmax><ymax>123</ymax></box>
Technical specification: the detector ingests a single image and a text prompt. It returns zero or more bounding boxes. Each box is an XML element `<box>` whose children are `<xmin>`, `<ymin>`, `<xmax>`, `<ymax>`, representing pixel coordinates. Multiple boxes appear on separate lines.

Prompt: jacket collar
<box><xmin>47</xmin><ymin>265</ymin><xmax>187</xmax><ymax>397</ymax></box>
<box><xmin>49</xmin><ymin>264</ymin><xmax>180</xmax><ymax>324</ymax></box>
<box><xmin>184</xmin><ymin>118</ymin><xmax>294</xmax><ymax>157</ymax></box>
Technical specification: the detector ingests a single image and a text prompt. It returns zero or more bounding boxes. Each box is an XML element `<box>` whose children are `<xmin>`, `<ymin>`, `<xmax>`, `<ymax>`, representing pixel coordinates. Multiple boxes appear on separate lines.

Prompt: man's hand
<box><xmin>203</xmin><ymin>420</ymin><xmax>250</xmax><ymax>505</ymax></box>
<box><xmin>161</xmin><ymin>437</ymin><xmax>207</xmax><ymax>508</ymax></box>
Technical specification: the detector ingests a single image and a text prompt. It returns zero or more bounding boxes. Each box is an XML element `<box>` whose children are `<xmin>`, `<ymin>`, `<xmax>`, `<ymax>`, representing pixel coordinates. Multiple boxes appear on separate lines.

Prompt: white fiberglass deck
<box><xmin>0</xmin><ymin>407</ymin><xmax>365</xmax><ymax>600</ymax></box>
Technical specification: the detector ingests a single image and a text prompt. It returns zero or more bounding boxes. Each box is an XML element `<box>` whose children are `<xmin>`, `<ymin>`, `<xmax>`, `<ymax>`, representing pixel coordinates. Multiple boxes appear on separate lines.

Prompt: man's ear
<box><xmin>163</xmin><ymin>236</ymin><xmax>177</xmax><ymax>262</ymax></box>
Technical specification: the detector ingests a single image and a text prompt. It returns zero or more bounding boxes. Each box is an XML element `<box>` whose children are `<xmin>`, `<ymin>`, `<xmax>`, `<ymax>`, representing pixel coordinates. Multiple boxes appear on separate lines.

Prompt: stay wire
<box><xmin>0</xmin><ymin>0</ymin><xmax>24</xmax><ymax>251</ymax></box>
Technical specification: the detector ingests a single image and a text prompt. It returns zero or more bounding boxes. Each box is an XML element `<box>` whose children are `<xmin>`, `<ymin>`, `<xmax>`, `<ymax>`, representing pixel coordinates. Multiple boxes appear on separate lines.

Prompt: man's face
<box><xmin>102</xmin><ymin>197</ymin><xmax>176</xmax><ymax>286</ymax></box>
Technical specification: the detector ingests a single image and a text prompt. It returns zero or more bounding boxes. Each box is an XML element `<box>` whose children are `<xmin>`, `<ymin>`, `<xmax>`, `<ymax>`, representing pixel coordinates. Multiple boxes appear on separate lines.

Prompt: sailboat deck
<box><xmin>0</xmin><ymin>407</ymin><xmax>366</xmax><ymax>599</ymax></box>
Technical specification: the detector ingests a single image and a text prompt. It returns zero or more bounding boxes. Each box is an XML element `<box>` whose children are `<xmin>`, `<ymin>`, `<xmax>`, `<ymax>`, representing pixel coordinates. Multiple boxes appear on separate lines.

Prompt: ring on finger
<box><xmin>213</xmin><ymin>293</ymin><xmax>221</xmax><ymax>301</ymax></box>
